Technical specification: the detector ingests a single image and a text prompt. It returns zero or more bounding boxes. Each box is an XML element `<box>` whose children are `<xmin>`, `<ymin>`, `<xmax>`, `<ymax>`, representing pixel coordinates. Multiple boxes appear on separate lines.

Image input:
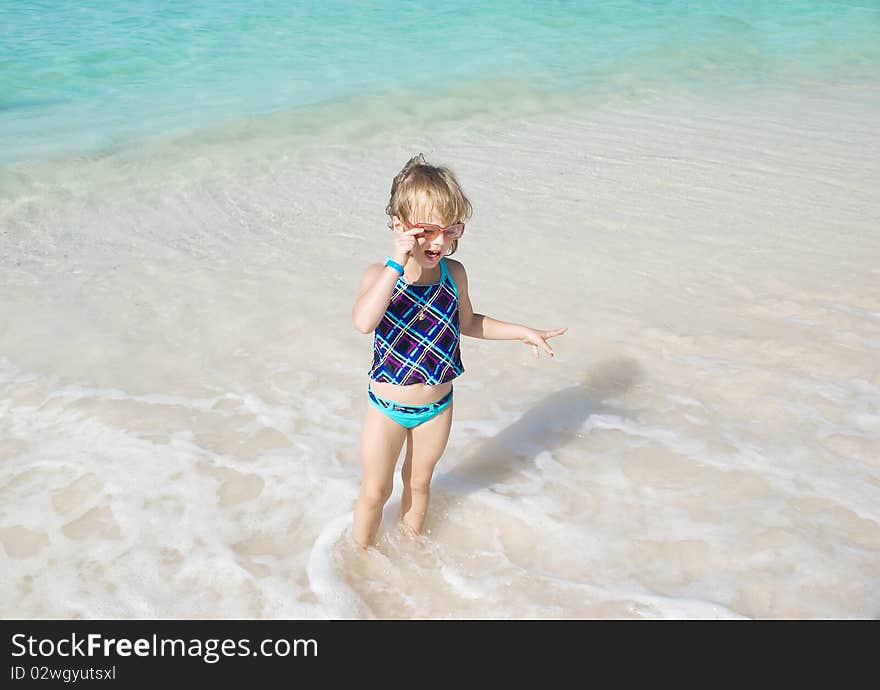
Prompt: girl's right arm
<box><xmin>352</xmin><ymin>262</ymin><xmax>400</xmax><ymax>333</ymax></box>
<box><xmin>352</xmin><ymin>227</ymin><xmax>423</xmax><ymax>333</ymax></box>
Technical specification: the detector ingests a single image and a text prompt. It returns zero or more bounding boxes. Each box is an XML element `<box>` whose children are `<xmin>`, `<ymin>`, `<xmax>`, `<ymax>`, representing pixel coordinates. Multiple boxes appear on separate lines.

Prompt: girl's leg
<box><xmin>352</xmin><ymin>402</ymin><xmax>408</xmax><ymax>548</ymax></box>
<box><xmin>400</xmin><ymin>401</ymin><xmax>454</xmax><ymax>536</ymax></box>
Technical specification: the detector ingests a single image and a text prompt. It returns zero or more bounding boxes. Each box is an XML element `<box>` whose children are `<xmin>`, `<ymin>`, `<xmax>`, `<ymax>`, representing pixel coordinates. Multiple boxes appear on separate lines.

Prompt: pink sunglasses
<box><xmin>403</xmin><ymin>219</ymin><xmax>466</xmax><ymax>240</ymax></box>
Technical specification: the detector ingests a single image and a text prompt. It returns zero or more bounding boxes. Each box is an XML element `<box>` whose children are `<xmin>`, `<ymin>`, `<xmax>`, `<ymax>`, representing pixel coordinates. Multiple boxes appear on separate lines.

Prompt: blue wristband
<box><xmin>384</xmin><ymin>256</ymin><xmax>404</xmax><ymax>275</ymax></box>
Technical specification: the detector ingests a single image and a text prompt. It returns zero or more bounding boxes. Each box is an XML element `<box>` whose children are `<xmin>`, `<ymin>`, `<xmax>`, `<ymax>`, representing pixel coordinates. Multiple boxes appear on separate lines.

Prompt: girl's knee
<box><xmin>407</xmin><ymin>474</ymin><xmax>432</xmax><ymax>495</ymax></box>
<box><xmin>359</xmin><ymin>483</ymin><xmax>392</xmax><ymax>509</ymax></box>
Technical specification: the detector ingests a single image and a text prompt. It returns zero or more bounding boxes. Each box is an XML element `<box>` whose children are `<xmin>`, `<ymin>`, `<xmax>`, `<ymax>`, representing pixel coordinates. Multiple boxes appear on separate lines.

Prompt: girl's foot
<box><xmin>399</xmin><ymin>521</ymin><xmax>420</xmax><ymax>539</ymax></box>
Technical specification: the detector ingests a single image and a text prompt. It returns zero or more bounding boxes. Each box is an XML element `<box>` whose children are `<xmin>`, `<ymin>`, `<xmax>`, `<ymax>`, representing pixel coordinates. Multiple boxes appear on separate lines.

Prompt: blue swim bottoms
<box><xmin>367</xmin><ymin>385</ymin><xmax>453</xmax><ymax>429</ymax></box>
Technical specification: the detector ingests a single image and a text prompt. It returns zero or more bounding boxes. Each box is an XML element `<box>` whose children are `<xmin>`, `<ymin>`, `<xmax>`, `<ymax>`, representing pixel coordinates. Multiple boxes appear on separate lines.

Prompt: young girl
<box><xmin>351</xmin><ymin>154</ymin><xmax>567</xmax><ymax>549</ymax></box>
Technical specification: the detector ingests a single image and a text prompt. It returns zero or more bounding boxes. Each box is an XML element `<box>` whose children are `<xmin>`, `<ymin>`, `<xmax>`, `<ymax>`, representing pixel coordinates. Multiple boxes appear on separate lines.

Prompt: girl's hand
<box><xmin>520</xmin><ymin>327</ymin><xmax>568</xmax><ymax>359</ymax></box>
<box><xmin>391</xmin><ymin>228</ymin><xmax>424</xmax><ymax>265</ymax></box>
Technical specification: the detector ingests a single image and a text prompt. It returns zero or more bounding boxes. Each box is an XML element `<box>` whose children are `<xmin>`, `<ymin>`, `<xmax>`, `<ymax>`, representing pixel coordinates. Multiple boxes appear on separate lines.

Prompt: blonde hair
<box><xmin>385</xmin><ymin>154</ymin><xmax>472</xmax><ymax>256</ymax></box>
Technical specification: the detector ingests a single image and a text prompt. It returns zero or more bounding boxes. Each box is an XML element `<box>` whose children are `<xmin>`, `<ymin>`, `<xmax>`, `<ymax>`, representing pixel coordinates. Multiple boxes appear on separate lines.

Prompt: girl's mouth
<box><xmin>424</xmin><ymin>249</ymin><xmax>441</xmax><ymax>261</ymax></box>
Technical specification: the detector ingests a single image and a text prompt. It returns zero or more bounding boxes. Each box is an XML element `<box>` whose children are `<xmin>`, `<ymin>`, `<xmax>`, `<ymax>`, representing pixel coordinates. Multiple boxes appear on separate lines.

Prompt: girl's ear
<box><xmin>391</xmin><ymin>215</ymin><xmax>405</xmax><ymax>233</ymax></box>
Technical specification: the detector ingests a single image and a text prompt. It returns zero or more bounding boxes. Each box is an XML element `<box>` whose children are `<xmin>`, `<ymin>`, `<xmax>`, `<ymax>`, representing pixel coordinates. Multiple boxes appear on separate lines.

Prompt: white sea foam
<box><xmin>307</xmin><ymin>514</ymin><xmax>370</xmax><ymax>619</ymax></box>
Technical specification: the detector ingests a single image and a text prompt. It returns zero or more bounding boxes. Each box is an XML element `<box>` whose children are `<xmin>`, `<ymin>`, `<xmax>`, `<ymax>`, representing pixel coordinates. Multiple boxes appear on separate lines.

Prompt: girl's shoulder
<box><xmin>444</xmin><ymin>257</ymin><xmax>467</xmax><ymax>280</ymax></box>
<box><xmin>443</xmin><ymin>258</ymin><xmax>470</xmax><ymax>294</ymax></box>
<box><xmin>357</xmin><ymin>261</ymin><xmax>387</xmax><ymax>293</ymax></box>
<box><xmin>362</xmin><ymin>260</ymin><xmax>386</xmax><ymax>278</ymax></box>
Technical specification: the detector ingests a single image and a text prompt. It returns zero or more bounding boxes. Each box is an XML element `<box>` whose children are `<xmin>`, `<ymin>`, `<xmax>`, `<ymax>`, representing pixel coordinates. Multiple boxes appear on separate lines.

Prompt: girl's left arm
<box><xmin>449</xmin><ymin>260</ymin><xmax>567</xmax><ymax>359</ymax></box>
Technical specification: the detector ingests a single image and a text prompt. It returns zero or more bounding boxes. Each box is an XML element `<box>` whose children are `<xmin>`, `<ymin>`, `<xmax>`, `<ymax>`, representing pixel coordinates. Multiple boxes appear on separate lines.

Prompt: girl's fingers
<box><xmin>543</xmin><ymin>327</ymin><xmax>568</xmax><ymax>339</ymax></box>
<box><xmin>533</xmin><ymin>335</ymin><xmax>554</xmax><ymax>358</ymax></box>
<box><xmin>523</xmin><ymin>339</ymin><xmax>554</xmax><ymax>359</ymax></box>
<box><xmin>523</xmin><ymin>333</ymin><xmax>558</xmax><ymax>359</ymax></box>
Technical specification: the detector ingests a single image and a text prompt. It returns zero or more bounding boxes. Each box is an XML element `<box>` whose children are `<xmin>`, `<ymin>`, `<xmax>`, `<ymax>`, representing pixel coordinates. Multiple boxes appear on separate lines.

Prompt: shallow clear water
<box><xmin>2</xmin><ymin>0</ymin><xmax>880</xmax><ymax>164</ymax></box>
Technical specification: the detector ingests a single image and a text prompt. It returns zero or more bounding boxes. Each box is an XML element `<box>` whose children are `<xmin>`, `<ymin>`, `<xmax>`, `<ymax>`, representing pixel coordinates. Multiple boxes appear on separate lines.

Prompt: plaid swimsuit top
<box><xmin>370</xmin><ymin>258</ymin><xmax>465</xmax><ymax>385</ymax></box>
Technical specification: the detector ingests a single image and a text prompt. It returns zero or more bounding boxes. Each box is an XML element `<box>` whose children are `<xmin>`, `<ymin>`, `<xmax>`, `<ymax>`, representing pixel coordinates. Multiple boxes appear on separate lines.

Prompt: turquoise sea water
<box><xmin>2</xmin><ymin>0</ymin><xmax>879</xmax><ymax>164</ymax></box>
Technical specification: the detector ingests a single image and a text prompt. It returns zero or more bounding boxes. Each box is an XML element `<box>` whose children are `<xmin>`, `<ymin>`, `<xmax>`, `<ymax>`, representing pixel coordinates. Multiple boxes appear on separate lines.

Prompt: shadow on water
<box><xmin>440</xmin><ymin>356</ymin><xmax>643</xmax><ymax>495</ymax></box>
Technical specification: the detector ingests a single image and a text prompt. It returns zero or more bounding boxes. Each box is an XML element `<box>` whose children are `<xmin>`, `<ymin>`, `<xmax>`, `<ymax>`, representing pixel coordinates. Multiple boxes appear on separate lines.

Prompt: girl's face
<box><xmin>394</xmin><ymin>208</ymin><xmax>462</xmax><ymax>268</ymax></box>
